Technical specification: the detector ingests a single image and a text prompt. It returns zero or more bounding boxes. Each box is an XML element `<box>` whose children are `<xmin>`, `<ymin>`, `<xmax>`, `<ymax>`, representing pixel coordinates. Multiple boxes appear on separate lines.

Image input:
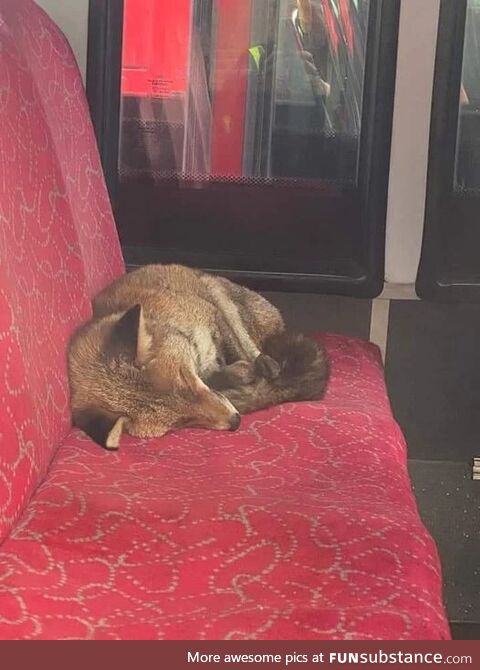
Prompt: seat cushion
<box><xmin>0</xmin><ymin>335</ymin><xmax>450</xmax><ymax>640</ymax></box>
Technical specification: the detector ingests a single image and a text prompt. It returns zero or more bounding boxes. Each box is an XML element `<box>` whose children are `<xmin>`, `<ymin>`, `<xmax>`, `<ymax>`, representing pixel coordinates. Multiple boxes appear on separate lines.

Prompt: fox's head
<box><xmin>68</xmin><ymin>304</ymin><xmax>241</xmax><ymax>449</ymax></box>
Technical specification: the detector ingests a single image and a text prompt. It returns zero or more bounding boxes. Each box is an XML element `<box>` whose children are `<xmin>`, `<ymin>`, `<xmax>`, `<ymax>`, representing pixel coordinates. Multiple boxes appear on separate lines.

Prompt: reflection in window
<box><xmin>455</xmin><ymin>0</ymin><xmax>480</xmax><ymax>192</ymax></box>
<box><xmin>119</xmin><ymin>0</ymin><xmax>369</xmax><ymax>186</ymax></box>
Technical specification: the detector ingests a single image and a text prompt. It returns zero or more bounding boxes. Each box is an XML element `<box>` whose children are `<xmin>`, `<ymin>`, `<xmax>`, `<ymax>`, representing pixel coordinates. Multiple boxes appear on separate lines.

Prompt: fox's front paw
<box><xmin>227</xmin><ymin>360</ymin><xmax>256</xmax><ymax>385</ymax></box>
<box><xmin>255</xmin><ymin>353</ymin><xmax>281</xmax><ymax>380</ymax></box>
<box><xmin>208</xmin><ymin>360</ymin><xmax>255</xmax><ymax>390</ymax></box>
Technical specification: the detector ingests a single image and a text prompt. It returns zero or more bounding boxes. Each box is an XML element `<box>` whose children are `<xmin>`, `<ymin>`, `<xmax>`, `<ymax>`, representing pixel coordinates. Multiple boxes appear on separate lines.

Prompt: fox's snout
<box><xmin>199</xmin><ymin>391</ymin><xmax>241</xmax><ymax>433</ymax></box>
<box><xmin>229</xmin><ymin>412</ymin><xmax>241</xmax><ymax>431</ymax></box>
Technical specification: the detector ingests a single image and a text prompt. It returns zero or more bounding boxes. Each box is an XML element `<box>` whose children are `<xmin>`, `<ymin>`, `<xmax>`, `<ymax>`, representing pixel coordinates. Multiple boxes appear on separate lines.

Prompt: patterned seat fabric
<box><xmin>0</xmin><ymin>0</ymin><xmax>449</xmax><ymax>639</ymax></box>
<box><xmin>0</xmin><ymin>0</ymin><xmax>123</xmax><ymax>543</ymax></box>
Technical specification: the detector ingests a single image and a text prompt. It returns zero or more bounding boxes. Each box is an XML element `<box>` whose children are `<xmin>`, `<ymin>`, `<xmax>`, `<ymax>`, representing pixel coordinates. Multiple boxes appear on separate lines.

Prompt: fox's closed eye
<box><xmin>179</xmin><ymin>387</ymin><xmax>200</xmax><ymax>402</ymax></box>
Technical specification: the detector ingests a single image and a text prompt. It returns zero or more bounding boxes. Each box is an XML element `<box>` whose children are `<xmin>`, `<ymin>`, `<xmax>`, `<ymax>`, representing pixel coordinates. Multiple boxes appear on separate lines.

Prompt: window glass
<box><xmin>455</xmin><ymin>0</ymin><xmax>480</xmax><ymax>192</ymax></box>
<box><xmin>119</xmin><ymin>0</ymin><xmax>370</xmax><ymax>186</ymax></box>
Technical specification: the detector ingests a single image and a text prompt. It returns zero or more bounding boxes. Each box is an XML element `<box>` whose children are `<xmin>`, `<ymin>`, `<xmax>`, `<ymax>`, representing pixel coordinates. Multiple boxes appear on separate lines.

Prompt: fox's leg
<box><xmin>207</xmin><ymin>360</ymin><xmax>256</xmax><ymax>391</ymax></box>
<box><xmin>215</xmin><ymin>295</ymin><xmax>262</xmax><ymax>361</ymax></box>
<box><xmin>219</xmin><ymin>302</ymin><xmax>281</xmax><ymax>381</ymax></box>
<box><xmin>201</xmin><ymin>277</ymin><xmax>282</xmax><ymax>379</ymax></box>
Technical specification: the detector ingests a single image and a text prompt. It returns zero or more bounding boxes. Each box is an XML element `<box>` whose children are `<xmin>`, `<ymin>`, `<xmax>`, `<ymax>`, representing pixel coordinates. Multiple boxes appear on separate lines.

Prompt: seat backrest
<box><xmin>0</xmin><ymin>0</ymin><xmax>125</xmax><ymax>542</ymax></box>
<box><xmin>6</xmin><ymin>0</ymin><xmax>125</xmax><ymax>296</ymax></box>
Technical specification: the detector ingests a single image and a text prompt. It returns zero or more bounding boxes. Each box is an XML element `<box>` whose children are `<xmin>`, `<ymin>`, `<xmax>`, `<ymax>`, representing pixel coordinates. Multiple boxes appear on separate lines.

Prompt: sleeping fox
<box><xmin>68</xmin><ymin>264</ymin><xmax>329</xmax><ymax>449</ymax></box>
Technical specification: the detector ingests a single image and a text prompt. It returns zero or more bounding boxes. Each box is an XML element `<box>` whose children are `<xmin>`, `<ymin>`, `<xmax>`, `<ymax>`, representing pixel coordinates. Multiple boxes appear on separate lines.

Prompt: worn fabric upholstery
<box><xmin>0</xmin><ymin>0</ymin><xmax>123</xmax><ymax>541</ymax></box>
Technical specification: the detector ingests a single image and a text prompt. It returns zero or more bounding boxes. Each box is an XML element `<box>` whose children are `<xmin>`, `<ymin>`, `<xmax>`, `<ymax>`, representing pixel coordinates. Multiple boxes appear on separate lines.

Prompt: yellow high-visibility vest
<box><xmin>248</xmin><ymin>45</ymin><xmax>265</xmax><ymax>70</ymax></box>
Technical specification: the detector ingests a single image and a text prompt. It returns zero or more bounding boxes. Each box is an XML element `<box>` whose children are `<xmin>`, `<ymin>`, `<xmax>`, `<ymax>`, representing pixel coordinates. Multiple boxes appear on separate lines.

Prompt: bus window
<box><xmin>418</xmin><ymin>0</ymin><xmax>480</xmax><ymax>300</ymax></box>
<box><xmin>455</xmin><ymin>0</ymin><xmax>480</xmax><ymax>192</ymax></box>
<box><xmin>119</xmin><ymin>0</ymin><xmax>368</xmax><ymax>183</ymax></box>
<box><xmin>89</xmin><ymin>0</ymin><xmax>399</xmax><ymax>296</ymax></box>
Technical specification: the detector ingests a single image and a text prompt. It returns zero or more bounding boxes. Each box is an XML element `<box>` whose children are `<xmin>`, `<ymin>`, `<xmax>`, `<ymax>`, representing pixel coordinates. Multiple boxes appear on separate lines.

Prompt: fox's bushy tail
<box><xmin>223</xmin><ymin>332</ymin><xmax>329</xmax><ymax>414</ymax></box>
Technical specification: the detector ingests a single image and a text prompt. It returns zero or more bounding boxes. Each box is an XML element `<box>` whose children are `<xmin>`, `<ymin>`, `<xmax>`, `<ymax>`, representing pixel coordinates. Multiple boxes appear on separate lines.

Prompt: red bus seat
<box><xmin>0</xmin><ymin>0</ymin><xmax>449</xmax><ymax>639</ymax></box>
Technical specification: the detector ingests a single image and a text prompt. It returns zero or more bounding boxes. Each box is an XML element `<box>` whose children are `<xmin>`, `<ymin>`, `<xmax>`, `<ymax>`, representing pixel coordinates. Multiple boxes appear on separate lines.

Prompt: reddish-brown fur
<box><xmin>68</xmin><ymin>264</ymin><xmax>328</xmax><ymax>449</ymax></box>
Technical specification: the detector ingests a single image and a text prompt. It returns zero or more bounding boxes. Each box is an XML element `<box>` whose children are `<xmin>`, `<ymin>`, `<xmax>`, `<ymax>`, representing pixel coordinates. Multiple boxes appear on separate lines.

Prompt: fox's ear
<box><xmin>73</xmin><ymin>407</ymin><xmax>126</xmax><ymax>450</ymax></box>
<box><xmin>107</xmin><ymin>304</ymin><xmax>152</xmax><ymax>365</ymax></box>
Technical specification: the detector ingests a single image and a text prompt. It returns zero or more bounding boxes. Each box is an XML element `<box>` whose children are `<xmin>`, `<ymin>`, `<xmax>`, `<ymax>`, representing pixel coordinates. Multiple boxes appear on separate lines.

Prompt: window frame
<box><xmin>417</xmin><ymin>0</ymin><xmax>480</xmax><ymax>301</ymax></box>
<box><xmin>87</xmin><ymin>0</ymin><xmax>400</xmax><ymax>297</ymax></box>
<box><xmin>87</xmin><ymin>0</ymin><xmax>125</xmax><ymax>202</ymax></box>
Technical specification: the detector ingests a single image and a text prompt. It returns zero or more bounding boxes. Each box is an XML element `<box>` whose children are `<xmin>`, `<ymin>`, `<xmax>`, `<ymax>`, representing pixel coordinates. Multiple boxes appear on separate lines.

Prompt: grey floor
<box><xmin>409</xmin><ymin>460</ymin><xmax>480</xmax><ymax>637</ymax></box>
<box><xmin>387</xmin><ymin>301</ymin><xmax>480</xmax><ymax>462</ymax></box>
<box><xmin>450</xmin><ymin>622</ymin><xmax>480</xmax><ymax>639</ymax></box>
